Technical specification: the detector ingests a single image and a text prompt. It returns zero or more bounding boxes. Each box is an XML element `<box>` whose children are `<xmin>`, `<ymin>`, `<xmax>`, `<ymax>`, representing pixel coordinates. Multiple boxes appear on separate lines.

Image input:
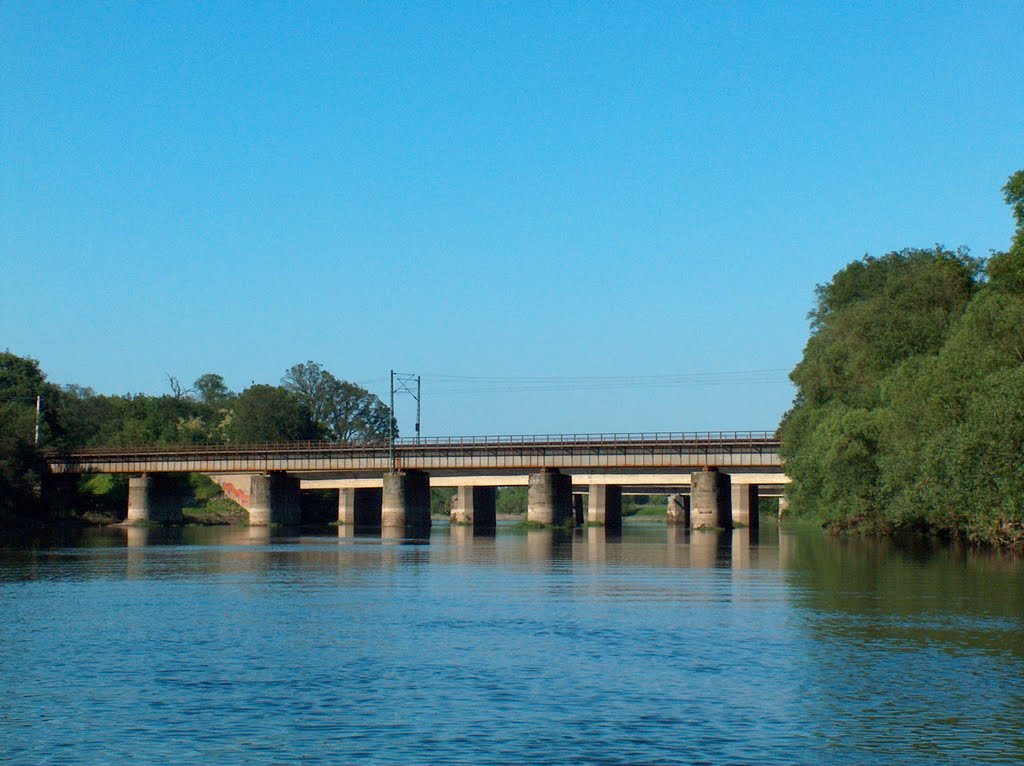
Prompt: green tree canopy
<box><xmin>791</xmin><ymin>246</ymin><xmax>979</xmax><ymax>409</ymax></box>
<box><xmin>283</xmin><ymin>361</ymin><xmax>392</xmax><ymax>443</ymax></box>
<box><xmin>985</xmin><ymin>170</ymin><xmax>1024</xmax><ymax>294</ymax></box>
<box><xmin>0</xmin><ymin>351</ymin><xmax>47</xmax><ymax>400</ymax></box>
<box><xmin>0</xmin><ymin>352</ymin><xmax>50</xmax><ymax>517</ymax></box>
<box><xmin>228</xmin><ymin>384</ymin><xmax>316</xmax><ymax>443</ymax></box>
<box><xmin>193</xmin><ymin>373</ymin><xmax>233</xmax><ymax>405</ymax></box>
<box><xmin>781</xmin><ymin>171</ymin><xmax>1024</xmax><ymax>546</ymax></box>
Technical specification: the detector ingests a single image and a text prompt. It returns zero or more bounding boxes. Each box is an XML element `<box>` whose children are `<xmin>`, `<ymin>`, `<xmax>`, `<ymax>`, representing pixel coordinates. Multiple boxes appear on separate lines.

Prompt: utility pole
<box><xmin>34</xmin><ymin>395</ymin><xmax>42</xmax><ymax>446</ymax></box>
<box><xmin>389</xmin><ymin>371</ymin><xmax>421</xmax><ymax>472</ymax></box>
<box><xmin>389</xmin><ymin>371</ymin><xmax>395</xmax><ymax>473</ymax></box>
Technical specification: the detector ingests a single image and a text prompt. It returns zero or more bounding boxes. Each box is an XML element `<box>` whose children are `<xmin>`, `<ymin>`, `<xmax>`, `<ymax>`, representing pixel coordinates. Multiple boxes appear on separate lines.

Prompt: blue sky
<box><xmin>2</xmin><ymin>2</ymin><xmax>1022</xmax><ymax>436</ymax></box>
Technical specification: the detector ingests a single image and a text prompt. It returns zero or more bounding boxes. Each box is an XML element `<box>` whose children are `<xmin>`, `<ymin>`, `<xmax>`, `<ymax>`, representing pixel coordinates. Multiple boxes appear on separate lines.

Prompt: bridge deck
<box><xmin>46</xmin><ymin>431</ymin><xmax>782</xmax><ymax>476</ymax></box>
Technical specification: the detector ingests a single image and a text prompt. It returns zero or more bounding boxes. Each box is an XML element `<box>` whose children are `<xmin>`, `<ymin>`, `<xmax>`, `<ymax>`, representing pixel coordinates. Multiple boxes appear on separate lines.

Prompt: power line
<box><xmin>418</xmin><ymin>369</ymin><xmax>791</xmax><ymax>395</ymax></box>
<box><xmin>425</xmin><ymin>368</ymin><xmax>788</xmax><ymax>382</ymax></box>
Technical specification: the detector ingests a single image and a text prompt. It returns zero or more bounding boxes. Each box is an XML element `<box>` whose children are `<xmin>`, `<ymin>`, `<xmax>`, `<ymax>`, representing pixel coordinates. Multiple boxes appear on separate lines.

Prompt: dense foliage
<box><xmin>0</xmin><ymin>353</ymin><xmax>53</xmax><ymax>518</ymax></box>
<box><xmin>0</xmin><ymin>357</ymin><xmax>394</xmax><ymax>520</ymax></box>
<box><xmin>283</xmin><ymin>362</ymin><xmax>392</xmax><ymax>443</ymax></box>
<box><xmin>781</xmin><ymin>171</ymin><xmax>1024</xmax><ymax>546</ymax></box>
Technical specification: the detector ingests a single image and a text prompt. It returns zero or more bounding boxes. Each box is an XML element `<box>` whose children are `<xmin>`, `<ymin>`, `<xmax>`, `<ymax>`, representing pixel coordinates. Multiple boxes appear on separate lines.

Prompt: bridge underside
<box><xmin>297</xmin><ymin>469</ymin><xmax>789</xmax><ymax>491</ymax></box>
<box><xmin>203</xmin><ymin>469</ymin><xmax>786</xmax><ymax>531</ymax></box>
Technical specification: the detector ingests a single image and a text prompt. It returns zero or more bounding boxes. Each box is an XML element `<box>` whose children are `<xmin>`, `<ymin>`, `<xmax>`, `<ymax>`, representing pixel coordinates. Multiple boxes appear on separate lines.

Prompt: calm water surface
<box><xmin>1</xmin><ymin>521</ymin><xmax>1022</xmax><ymax>764</ymax></box>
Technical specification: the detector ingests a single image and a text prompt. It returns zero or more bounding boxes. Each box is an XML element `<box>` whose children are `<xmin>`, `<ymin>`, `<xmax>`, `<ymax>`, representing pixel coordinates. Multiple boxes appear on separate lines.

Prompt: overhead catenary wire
<box><xmin>415</xmin><ymin>369</ymin><xmax>791</xmax><ymax>396</ymax></box>
<box><xmin>3</xmin><ymin>370</ymin><xmax>790</xmax><ymax>399</ymax></box>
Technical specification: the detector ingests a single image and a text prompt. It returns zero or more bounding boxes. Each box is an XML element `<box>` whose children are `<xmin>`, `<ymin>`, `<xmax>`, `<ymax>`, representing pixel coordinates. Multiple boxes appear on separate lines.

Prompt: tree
<box><xmin>282</xmin><ymin>361</ymin><xmax>392</xmax><ymax>443</ymax></box>
<box><xmin>0</xmin><ymin>351</ymin><xmax>47</xmax><ymax>399</ymax></box>
<box><xmin>783</xmin><ymin>247</ymin><xmax>980</xmax><ymax>522</ymax></box>
<box><xmin>166</xmin><ymin>374</ymin><xmax>192</xmax><ymax>400</ymax></box>
<box><xmin>53</xmin><ymin>384</ymin><xmax>106</xmax><ymax>447</ymax></box>
<box><xmin>781</xmin><ymin>171</ymin><xmax>1024</xmax><ymax>546</ymax></box>
<box><xmin>193</xmin><ymin>373</ymin><xmax>232</xmax><ymax>405</ymax></box>
<box><xmin>0</xmin><ymin>412</ymin><xmax>44</xmax><ymax>518</ymax></box>
<box><xmin>0</xmin><ymin>352</ymin><xmax>50</xmax><ymax>518</ymax></box>
<box><xmin>282</xmin><ymin>362</ymin><xmax>338</xmax><ymax>428</ymax></box>
<box><xmin>496</xmin><ymin>486</ymin><xmax>527</xmax><ymax>515</ymax></box>
<box><xmin>791</xmin><ymin>247</ymin><xmax>979</xmax><ymax>409</ymax></box>
<box><xmin>324</xmin><ymin>380</ymin><xmax>392</xmax><ymax>443</ymax></box>
<box><xmin>985</xmin><ymin>170</ymin><xmax>1024</xmax><ymax>294</ymax></box>
<box><xmin>1004</xmin><ymin>170</ymin><xmax>1024</xmax><ymax>239</ymax></box>
<box><xmin>228</xmin><ymin>384</ymin><xmax>316</xmax><ymax>443</ymax></box>
<box><xmin>0</xmin><ymin>350</ymin><xmax>64</xmax><ymax>445</ymax></box>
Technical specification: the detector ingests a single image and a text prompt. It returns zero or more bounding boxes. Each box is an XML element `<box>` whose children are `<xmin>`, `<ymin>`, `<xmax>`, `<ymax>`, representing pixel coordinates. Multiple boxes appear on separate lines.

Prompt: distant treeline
<box><xmin>0</xmin><ymin>359</ymin><xmax>392</xmax><ymax>518</ymax></box>
<box><xmin>781</xmin><ymin>171</ymin><xmax>1024</xmax><ymax>547</ymax></box>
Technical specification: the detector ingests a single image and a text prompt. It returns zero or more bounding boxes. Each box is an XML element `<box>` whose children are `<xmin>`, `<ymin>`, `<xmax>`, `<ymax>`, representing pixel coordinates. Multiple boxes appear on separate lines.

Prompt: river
<box><xmin>1</xmin><ymin>520</ymin><xmax>1022</xmax><ymax>764</ymax></box>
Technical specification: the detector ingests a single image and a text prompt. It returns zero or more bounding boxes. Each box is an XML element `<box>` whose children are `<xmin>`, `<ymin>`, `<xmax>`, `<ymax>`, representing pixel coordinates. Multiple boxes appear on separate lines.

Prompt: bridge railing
<box><xmin>46</xmin><ymin>430</ymin><xmax>779</xmax><ymax>459</ymax></box>
<box><xmin>44</xmin><ymin>440</ymin><xmax>385</xmax><ymax>457</ymax></box>
<box><xmin>392</xmin><ymin>430</ymin><xmax>778</xmax><ymax>446</ymax></box>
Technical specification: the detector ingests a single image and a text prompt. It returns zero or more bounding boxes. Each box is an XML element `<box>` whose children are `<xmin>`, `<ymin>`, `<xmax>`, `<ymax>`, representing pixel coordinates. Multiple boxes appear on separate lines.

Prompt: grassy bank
<box><xmin>74</xmin><ymin>473</ymin><xmax>248</xmax><ymax>526</ymax></box>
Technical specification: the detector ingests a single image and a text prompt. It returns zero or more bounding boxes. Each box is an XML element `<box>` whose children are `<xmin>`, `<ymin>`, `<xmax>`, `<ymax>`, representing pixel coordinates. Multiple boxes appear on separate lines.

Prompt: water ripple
<box><xmin>1</xmin><ymin>525</ymin><xmax>1022</xmax><ymax>764</ymax></box>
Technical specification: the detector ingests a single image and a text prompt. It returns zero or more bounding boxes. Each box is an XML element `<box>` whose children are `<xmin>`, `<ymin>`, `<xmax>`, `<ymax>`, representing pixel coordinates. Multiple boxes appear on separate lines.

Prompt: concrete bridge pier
<box><xmin>382</xmin><ymin>471</ymin><xmax>431</xmax><ymax>531</ymax></box>
<box><xmin>527</xmin><ymin>469</ymin><xmax>573</xmax><ymax>526</ymax></box>
<box><xmin>338</xmin><ymin>487</ymin><xmax>383</xmax><ymax>526</ymax></box>
<box><xmin>249</xmin><ymin>473</ymin><xmax>300</xmax><ymax>526</ymax></box>
<box><xmin>666</xmin><ymin>493</ymin><xmax>690</xmax><ymax>525</ymax></box>
<box><xmin>690</xmin><ymin>468</ymin><xmax>731</xmax><ymax>529</ymax></box>
<box><xmin>573</xmin><ymin>494</ymin><xmax>585</xmax><ymax>526</ymax></box>
<box><xmin>778</xmin><ymin>496</ymin><xmax>790</xmax><ymax>516</ymax></box>
<box><xmin>731</xmin><ymin>482</ymin><xmax>760</xmax><ymax>529</ymax></box>
<box><xmin>127</xmin><ymin>474</ymin><xmax>183</xmax><ymax>524</ymax></box>
<box><xmin>588</xmin><ymin>484</ymin><xmax>622</xmax><ymax>530</ymax></box>
<box><xmin>450</xmin><ymin>486</ymin><xmax>496</xmax><ymax>530</ymax></box>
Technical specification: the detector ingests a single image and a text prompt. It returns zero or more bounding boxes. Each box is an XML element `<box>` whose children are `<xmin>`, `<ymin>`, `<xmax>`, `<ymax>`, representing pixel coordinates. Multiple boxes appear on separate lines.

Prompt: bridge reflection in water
<box><xmin>112</xmin><ymin>521</ymin><xmax>794</xmax><ymax>574</ymax></box>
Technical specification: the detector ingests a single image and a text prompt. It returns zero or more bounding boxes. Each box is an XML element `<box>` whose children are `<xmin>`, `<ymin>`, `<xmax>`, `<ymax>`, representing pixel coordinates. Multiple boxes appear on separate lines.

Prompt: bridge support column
<box><xmin>778</xmin><ymin>496</ymin><xmax>790</xmax><ymax>516</ymax></box>
<box><xmin>527</xmin><ymin>469</ymin><xmax>572</xmax><ymax>526</ymax></box>
<box><xmin>338</xmin><ymin>488</ymin><xmax>383</xmax><ymax>526</ymax></box>
<box><xmin>666</xmin><ymin>493</ymin><xmax>690</xmax><ymax>525</ymax></box>
<box><xmin>588</xmin><ymin>484</ymin><xmax>622</xmax><ymax>530</ymax></box>
<box><xmin>690</xmin><ymin>468</ymin><xmax>731</xmax><ymax>529</ymax></box>
<box><xmin>451</xmin><ymin>486</ymin><xmax>496</xmax><ymax>530</ymax></box>
<box><xmin>731</xmin><ymin>482</ymin><xmax>760</xmax><ymax>529</ymax></box>
<box><xmin>382</xmin><ymin>471</ymin><xmax>431</xmax><ymax>531</ymax></box>
<box><xmin>249</xmin><ymin>473</ymin><xmax>300</xmax><ymax>526</ymax></box>
<box><xmin>127</xmin><ymin>474</ymin><xmax>183</xmax><ymax>524</ymax></box>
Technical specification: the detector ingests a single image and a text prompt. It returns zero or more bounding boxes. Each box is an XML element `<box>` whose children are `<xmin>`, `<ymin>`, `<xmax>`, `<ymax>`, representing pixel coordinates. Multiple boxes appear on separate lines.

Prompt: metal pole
<box><xmin>416</xmin><ymin>375</ymin><xmax>421</xmax><ymax>442</ymax></box>
<box><xmin>34</xmin><ymin>395</ymin><xmax>42</xmax><ymax>446</ymax></box>
<box><xmin>389</xmin><ymin>370</ymin><xmax>395</xmax><ymax>473</ymax></box>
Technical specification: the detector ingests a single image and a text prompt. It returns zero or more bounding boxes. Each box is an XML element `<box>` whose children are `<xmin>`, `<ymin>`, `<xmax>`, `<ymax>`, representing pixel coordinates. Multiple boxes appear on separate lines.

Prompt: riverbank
<box><xmin>779</xmin><ymin>508</ymin><xmax>1024</xmax><ymax>552</ymax></box>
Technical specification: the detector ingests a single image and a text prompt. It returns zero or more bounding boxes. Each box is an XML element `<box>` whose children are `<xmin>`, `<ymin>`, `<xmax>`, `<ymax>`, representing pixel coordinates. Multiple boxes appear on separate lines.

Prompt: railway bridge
<box><xmin>45</xmin><ymin>431</ymin><xmax>786</xmax><ymax>531</ymax></box>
